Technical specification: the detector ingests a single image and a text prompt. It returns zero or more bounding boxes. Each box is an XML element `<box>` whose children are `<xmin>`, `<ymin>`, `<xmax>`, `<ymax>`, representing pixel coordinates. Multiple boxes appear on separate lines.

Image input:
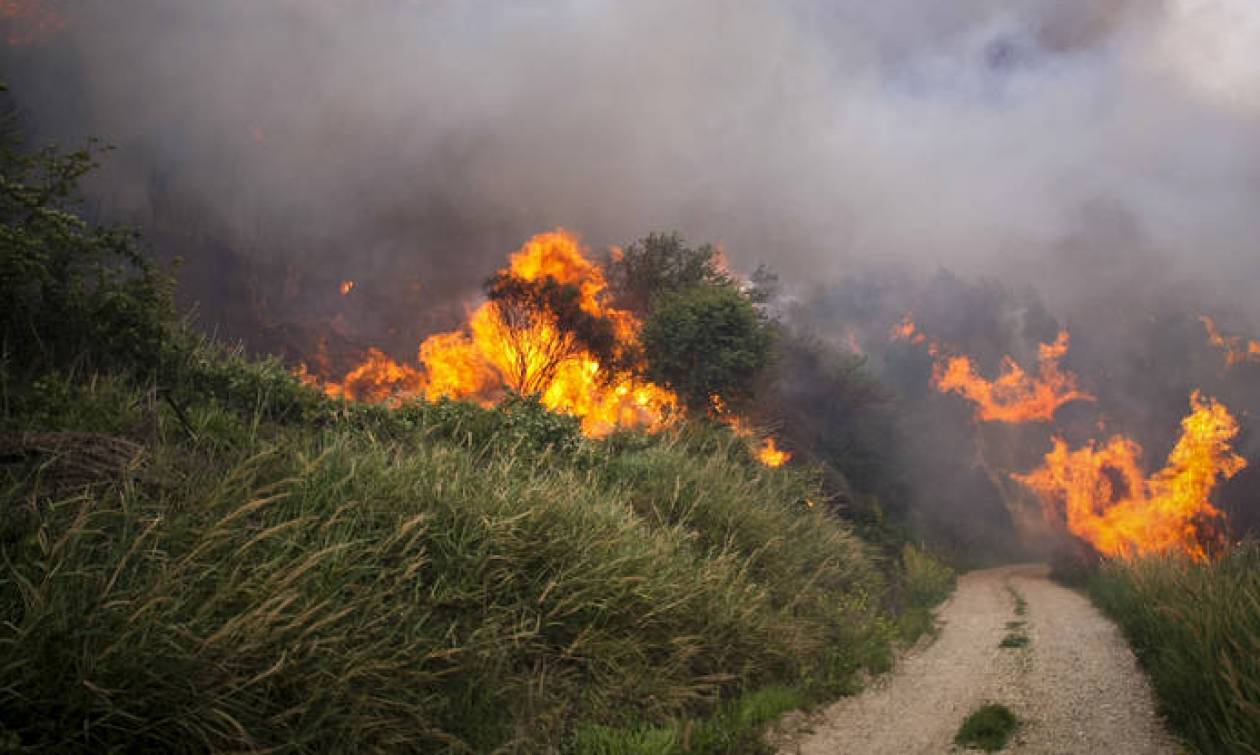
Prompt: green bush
<box><xmin>0</xmin><ymin>133</ymin><xmax>174</xmax><ymax>384</ymax></box>
<box><xmin>1088</xmin><ymin>546</ymin><xmax>1260</xmax><ymax>754</ymax></box>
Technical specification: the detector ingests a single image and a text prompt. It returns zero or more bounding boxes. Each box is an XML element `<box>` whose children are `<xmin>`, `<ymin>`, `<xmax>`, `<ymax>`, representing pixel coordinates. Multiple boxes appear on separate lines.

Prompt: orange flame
<box><xmin>934</xmin><ymin>331</ymin><xmax>1095</xmax><ymax>423</ymax></box>
<box><xmin>756</xmin><ymin>436</ymin><xmax>791</xmax><ymax>468</ymax></box>
<box><xmin>894</xmin><ymin>315</ymin><xmax>1092</xmax><ymax>423</ymax></box>
<box><xmin>1015</xmin><ymin>392</ymin><xmax>1245</xmax><ymax>561</ymax></box>
<box><xmin>339</xmin><ymin>280</ymin><xmax>355</xmax><ymax>296</ymax></box>
<box><xmin>711</xmin><ymin>395</ymin><xmax>791</xmax><ymax>467</ymax></box>
<box><xmin>311</xmin><ymin>230</ymin><xmax>678</xmax><ymax>439</ymax></box>
<box><xmin>1201</xmin><ymin>315</ymin><xmax>1260</xmax><ymax>367</ymax></box>
<box><xmin>1</xmin><ymin>0</ymin><xmax>69</xmax><ymax>46</ymax></box>
<box><xmin>304</xmin><ymin>229</ymin><xmax>790</xmax><ymax>463</ymax></box>
<box><xmin>890</xmin><ymin>313</ymin><xmax>928</xmax><ymax>346</ymax></box>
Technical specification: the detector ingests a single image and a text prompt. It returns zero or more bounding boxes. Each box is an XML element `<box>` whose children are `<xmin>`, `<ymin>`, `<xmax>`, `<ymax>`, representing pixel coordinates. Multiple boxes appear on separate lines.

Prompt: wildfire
<box><xmin>893</xmin><ymin>314</ymin><xmax>1093</xmax><ymax>423</ymax></box>
<box><xmin>340</xmin><ymin>280</ymin><xmax>355</xmax><ymax>296</ymax></box>
<box><xmin>307</xmin><ymin>230</ymin><xmax>679</xmax><ymax>438</ymax></box>
<box><xmin>709</xmin><ymin>395</ymin><xmax>791</xmax><ymax>467</ymax></box>
<box><xmin>1</xmin><ymin>0</ymin><xmax>68</xmax><ymax>46</ymax></box>
<box><xmin>890</xmin><ymin>313</ymin><xmax>929</xmax><ymax>347</ymax></box>
<box><xmin>757</xmin><ymin>436</ymin><xmax>791</xmax><ymax>468</ymax></box>
<box><xmin>1014</xmin><ymin>392</ymin><xmax>1246</xmax><ymax>561</ymax></box>
<box><xmin>302</xmin><ymin>230</ymin><xmax>789</xmax><ymax>464</ymax></box>
<box><xmin>1201</xmin><ymin>315</ymin><xmax>1260</xmax><ymax>367</ymax></box>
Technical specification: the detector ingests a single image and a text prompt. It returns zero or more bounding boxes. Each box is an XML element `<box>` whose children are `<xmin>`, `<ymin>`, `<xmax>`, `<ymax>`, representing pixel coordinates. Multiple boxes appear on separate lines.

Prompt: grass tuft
<box><xmin>955</xmin><ymin>703</ymin><xmax>1020</xmax><ymax>752</ymax></box>
<box><xmin>998</xmin><ymin>633</ymin><xmax>1029</xmax><ymax>649</ymax></box>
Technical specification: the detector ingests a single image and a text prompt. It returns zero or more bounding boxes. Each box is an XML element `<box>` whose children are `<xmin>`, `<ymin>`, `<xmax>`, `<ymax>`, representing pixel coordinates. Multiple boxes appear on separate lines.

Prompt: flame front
<box><xmin>1201</xmin><ymin>315</ymin><xmax>1260</xmax><ymax>367</ymax></box>
<box><xmin>306</xmin><ymin>230</ymin><xmax>787</xmax><ymax>461</ymax></box>
<box><xmin>1014</xmin><ymin>392</ymin><xmax>1245</xmax><ymax>561</ymax></box>
<box><xmin>934</xmin><ymin>331</ymin><xmax>1094</xmax><ymax>423</ymax></box>
<box><xmin>894</xmin><ymin>315</ymin><xmax>1093</xmax><ymax>423</ymax></box>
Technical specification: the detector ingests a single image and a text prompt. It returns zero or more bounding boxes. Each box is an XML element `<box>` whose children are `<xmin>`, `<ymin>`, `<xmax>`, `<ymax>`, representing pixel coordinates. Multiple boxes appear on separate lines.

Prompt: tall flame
<box><xmin>1201</xmin><ymin>315</ymin><xmax>1260</xmax><ymax>367</ymax></box>
<box><xmin>305</xmin><ymin>230</ymin><xmax>787</xmax><ymax>462</ymax></box>
<box><xmin>1014</xmin><ymin>392</ymin><xmax>1245</xmax><ymax>561</ymax></box>
<box><xmin>934</xmin><ymin>331</ymin><xmax>1095</xmax><ymax>423</ymax></box>
<box><xmin>893</xmin><ymin>314</ymin><xmax>1093</xmax><ymax>423</ymax></box>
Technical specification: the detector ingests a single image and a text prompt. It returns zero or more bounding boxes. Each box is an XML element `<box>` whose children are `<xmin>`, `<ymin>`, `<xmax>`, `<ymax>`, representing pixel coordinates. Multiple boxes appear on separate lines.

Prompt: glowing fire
<box><xmin>935</xmin><ymin>331</ymin><xmax>1094</xmax><ymax>423</ymax></box>
<box><xmin>1201</xmin><ymin>315</ymin><xmax>1260</xmax><ymax>367</ymax></box>
<box><xmin>756</xmin><ymin>436</ymin><xmax>791</xmax><ymax>468</ymax></box>
<box><xmin>890</xmin><ymin>313</ymin><xmax>928</xmax><ymax>347</ymax></box>
<box><xmin>304</xmin><ymin>230</ymin><xmax>788</xmax><ymax>463</ymax></box>
<box><xmin>340</xmin><ymin>280</ymin><xmax>355</xmax><ymax>296</ymax></box>
<box><xmin>893</xmin><ymin>314</ymin><xmax>1093</xmax><ymax>423</ymax></box>
<box><xmin>1</xmin><ymin>0</ymin><xmax>69</xmax><ymax>46</ymax></box>
<box><xmin>1015</xmin><ymin>392</ymin><xmax>1245</xmax><ymax>561</ymax></box>
<box><xmin>710</xmin><ymin>395</ymin><xmax>791</xmax><ymax>467</ymax></box>
<box><xmin>309</xmin><ymin>230</ymin><xmax>679</xmax><ymax>438</ymax></box>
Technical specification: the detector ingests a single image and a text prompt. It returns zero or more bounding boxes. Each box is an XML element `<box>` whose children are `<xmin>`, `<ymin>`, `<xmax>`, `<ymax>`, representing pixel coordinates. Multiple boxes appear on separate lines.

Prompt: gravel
<box><xmin>778</xmin><ymin>564</ymin><xmax>1180</xmax><ymax>754</ymax></box>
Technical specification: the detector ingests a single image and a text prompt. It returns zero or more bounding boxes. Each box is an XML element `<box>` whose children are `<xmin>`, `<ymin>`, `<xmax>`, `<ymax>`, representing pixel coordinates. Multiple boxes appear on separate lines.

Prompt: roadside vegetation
<box><xmin>1087</xmin><ymin>546</ymin><xmax>1260</xmax><ymax>754</ymax></box>
<box><xmin>0</xmin><ymin>107</ymin><xmax>953</xmax><ymax>751</ymax></box>
<box><xmin>954</xmin><ymin>704</ymin><xmax>1020</xmax><ymax>752</ymax></box>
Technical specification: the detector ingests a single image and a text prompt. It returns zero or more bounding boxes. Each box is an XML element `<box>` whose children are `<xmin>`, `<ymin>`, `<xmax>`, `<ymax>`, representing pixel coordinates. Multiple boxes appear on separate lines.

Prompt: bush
<box><xmin>0</xmin><ymin>133</ymin><xmax>174</xmax><ymax>384</ymax></box>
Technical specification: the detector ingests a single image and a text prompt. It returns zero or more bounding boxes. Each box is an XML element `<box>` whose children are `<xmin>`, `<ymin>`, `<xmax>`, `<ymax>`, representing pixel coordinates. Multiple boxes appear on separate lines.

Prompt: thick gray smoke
<box><xmin>6</xmin><ymin>1</ymin><xmax>1259</xmax><ymax>317</ymax></box>
<box><xmin>4</xmin><ymin>0</ymin><xmax>1258</xmax><ymax>546</ymax></box>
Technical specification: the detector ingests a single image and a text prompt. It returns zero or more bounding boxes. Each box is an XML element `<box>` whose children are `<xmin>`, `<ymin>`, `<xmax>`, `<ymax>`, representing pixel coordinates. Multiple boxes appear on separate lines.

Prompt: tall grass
<box><xmin>0</xmin><ymin>377</ymin><xmax>892</xmax><ymax>752</ymax></box>
<box><xmin>1088</xmin><ymin>546</ymin><xmax>1260</xmax><ymax>754</ymax></box>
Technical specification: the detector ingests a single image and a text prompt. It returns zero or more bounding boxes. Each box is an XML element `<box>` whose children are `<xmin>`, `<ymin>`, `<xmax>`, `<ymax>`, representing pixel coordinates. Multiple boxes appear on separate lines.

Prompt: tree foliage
<box><xmin>605</xmin><ymin>232</ymin><xmax>731</xmax><ymax>317</ymax></box>
<box><xmin>0</xmin><ymin>110</ymin><xmax>173</xmax><ymax>383</ymax></box>
<box><xmin>640</xmin><ymin>283</ymin><xmax>774</xmax><ymax>413</ymax></box>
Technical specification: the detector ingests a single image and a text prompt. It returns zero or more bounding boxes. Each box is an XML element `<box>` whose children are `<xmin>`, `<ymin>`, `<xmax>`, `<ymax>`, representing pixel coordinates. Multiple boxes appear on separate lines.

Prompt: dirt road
<box><xmin>781</xmin><ymin>564</ymin><xmax>1178</xmax><ymax>754</ymax></box>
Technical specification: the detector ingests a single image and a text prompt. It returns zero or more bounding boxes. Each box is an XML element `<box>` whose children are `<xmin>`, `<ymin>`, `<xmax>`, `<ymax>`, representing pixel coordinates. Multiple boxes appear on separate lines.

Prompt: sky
<box><xmin>3</xmin><ymin>0</ymin><xmax>1258</xmax><ymax>333</ymax></box>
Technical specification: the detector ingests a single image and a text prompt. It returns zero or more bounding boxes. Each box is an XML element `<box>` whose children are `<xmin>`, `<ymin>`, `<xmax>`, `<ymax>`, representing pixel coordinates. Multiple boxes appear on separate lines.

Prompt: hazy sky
<box><xmin>4</xmin><ymin>0</ymin><xmax>1258</xmax><ymax>326</ymax></box>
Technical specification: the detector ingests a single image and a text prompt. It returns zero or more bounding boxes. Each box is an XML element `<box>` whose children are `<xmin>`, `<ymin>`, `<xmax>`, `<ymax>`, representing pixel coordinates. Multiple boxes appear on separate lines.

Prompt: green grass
<box><xmin>570</xmin><ymin>685</ymin><xmax>806</xmax><ymax>754</ymax></box>
<box><xmin>954</xmin><ymin>703</ymin><xmax>1020</xmax><ymax>752</ymax></box>
<box><xmin>892</xmin><ymin>543</ymin><xmax>956</xmax><ymax>644</ymax></box>
<box><xmin>998</xmin><ymin>633</ymin><xmax>1029</xmax><ymax>649</ymax></box>
<box><xmin>0</xmin><ymin>375</ymin><xmax>894</xmax><ymax>752</ymax></box>
<box><xmin>1087</xmin><ymin>547</ymin><xmax>1260</xmax><ymax>754</ymax></box>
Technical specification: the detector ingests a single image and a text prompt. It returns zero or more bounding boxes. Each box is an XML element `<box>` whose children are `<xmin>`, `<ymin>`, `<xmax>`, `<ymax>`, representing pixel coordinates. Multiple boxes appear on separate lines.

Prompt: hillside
<box><xmin>0</xmin><ymin>135</ymin><xmax>951</xmax><ymax>752</ymax></box>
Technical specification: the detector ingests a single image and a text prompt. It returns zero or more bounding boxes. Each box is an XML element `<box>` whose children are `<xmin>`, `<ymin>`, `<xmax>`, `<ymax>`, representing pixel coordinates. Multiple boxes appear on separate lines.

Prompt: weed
<box><xmin>955</xmin><ymin>703</ymin><xmax>1020</xmax><ymax>752</ymax></box>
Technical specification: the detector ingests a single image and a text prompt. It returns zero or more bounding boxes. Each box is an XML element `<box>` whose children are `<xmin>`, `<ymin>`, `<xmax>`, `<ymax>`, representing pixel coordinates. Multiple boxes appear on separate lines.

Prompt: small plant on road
<box><xmin>955</xmin><ymin>703</ymin><xmax>1020</xmax><ymax>752</ymax></box>
<box><xmin>999</xmin><ymin>633</ymin><xmax>1029</xmax><ymax>649</ymax></box>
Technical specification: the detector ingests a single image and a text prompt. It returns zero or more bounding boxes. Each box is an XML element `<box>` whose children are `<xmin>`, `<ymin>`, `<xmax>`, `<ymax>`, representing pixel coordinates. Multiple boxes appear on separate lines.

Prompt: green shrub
<box><xmin>955</xmin><ymin>704</ymin><xmax>1020</xmax><ymax>752</ymax></box>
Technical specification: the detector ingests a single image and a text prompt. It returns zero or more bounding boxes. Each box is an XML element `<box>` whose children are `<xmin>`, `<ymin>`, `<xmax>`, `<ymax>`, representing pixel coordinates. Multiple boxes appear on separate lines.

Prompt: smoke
<box><xmin>3</xmin><ymin>0</ymin><xmax>1258</xmax><ymax>546</ymax></box>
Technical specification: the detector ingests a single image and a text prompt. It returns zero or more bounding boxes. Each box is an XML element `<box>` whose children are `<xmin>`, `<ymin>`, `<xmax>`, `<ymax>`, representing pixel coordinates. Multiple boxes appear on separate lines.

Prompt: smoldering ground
<box><xmin>3</xmin><ymin>0</ymin><xmax>1258</xmax><ymax>550</ymax></box>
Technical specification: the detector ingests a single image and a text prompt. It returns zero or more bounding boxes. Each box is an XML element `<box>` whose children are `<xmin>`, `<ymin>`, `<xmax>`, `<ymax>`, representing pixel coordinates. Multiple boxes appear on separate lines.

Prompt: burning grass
<box><xmin>1087</xmin><ymin>546</ymin><xmax>1260</xmax><ymax>754</ymax></box>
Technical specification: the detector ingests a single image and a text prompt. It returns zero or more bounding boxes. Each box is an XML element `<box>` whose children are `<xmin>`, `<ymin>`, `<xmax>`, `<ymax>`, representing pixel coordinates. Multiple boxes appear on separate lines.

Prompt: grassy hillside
<box><xmin>1087</xmin><ymin>548</ymin><xmax>1260</xmax><ymax>754</ymax></box>
<box><xmin>0</xmin><ymin>134</ymin><xmax>952</xmax><ymax>752</ymax></box>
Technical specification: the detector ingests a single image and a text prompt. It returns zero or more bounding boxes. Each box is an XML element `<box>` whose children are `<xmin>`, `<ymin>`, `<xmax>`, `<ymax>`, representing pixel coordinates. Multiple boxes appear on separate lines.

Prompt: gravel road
<box><xmin>779</xmin><ymin>564</ymin><xmax>1180</xmax><ymax>754</ymax></box>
